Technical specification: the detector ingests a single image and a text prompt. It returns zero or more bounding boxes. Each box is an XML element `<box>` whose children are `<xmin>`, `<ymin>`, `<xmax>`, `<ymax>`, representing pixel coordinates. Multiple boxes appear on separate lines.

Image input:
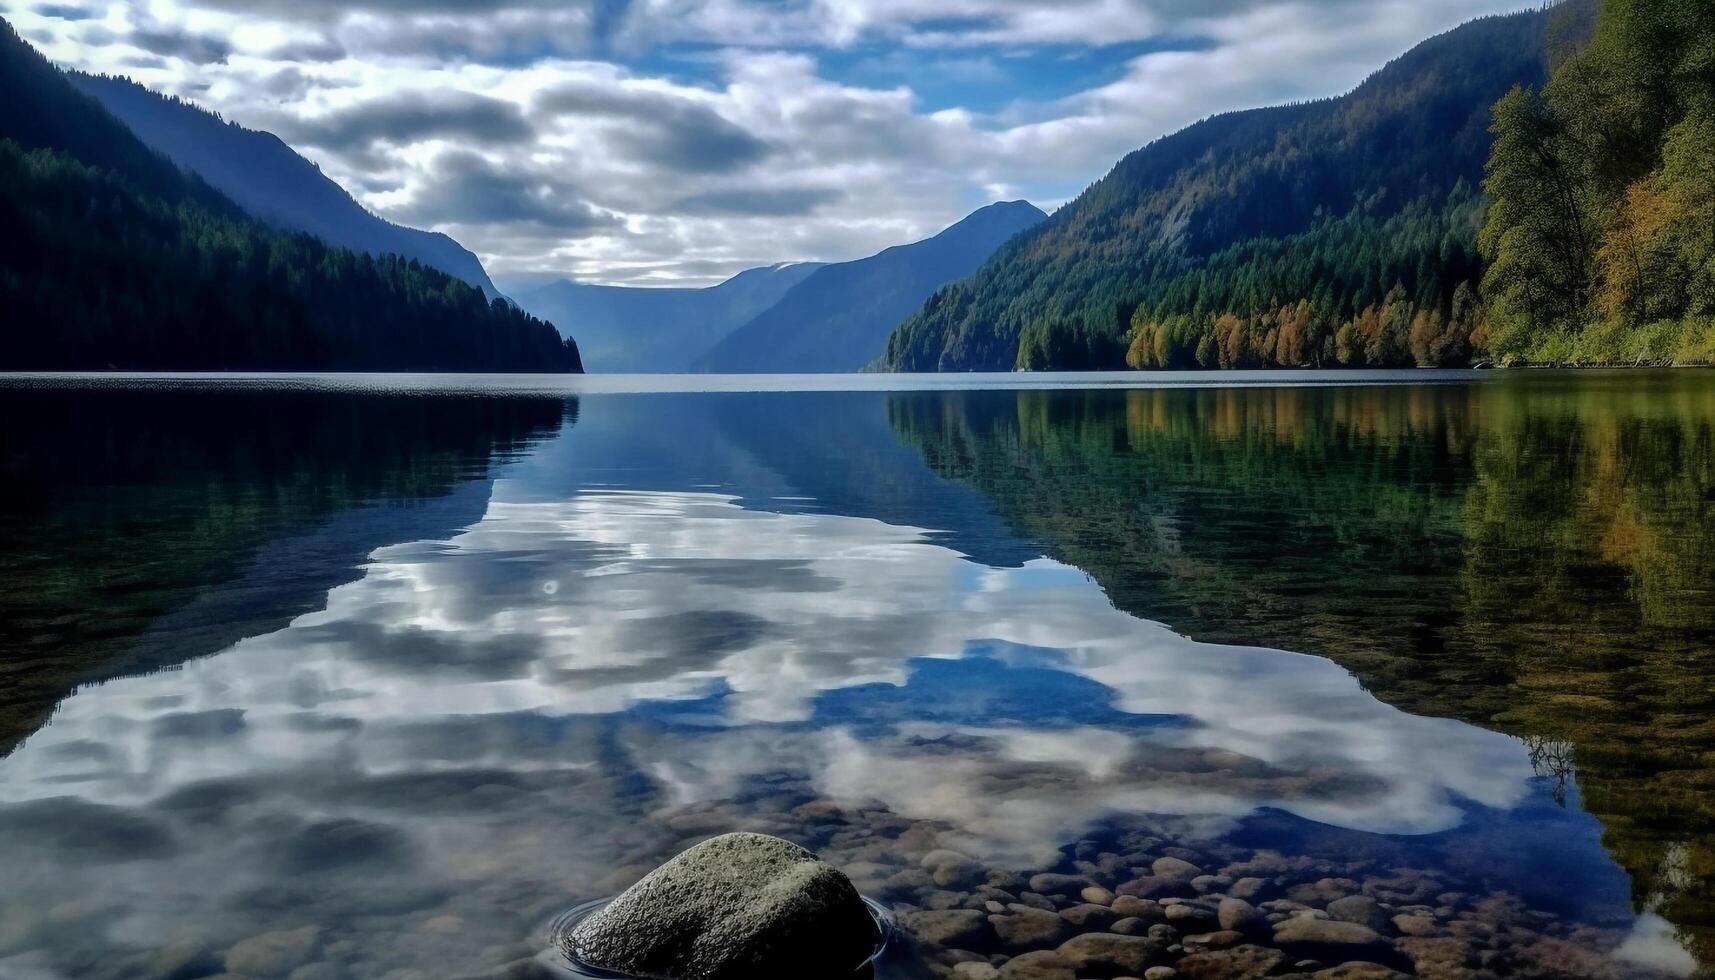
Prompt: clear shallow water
<box><xmin>0</xmin><ymin>373</ymin><xmax>1710</xmax><ymax>980</ymax></box>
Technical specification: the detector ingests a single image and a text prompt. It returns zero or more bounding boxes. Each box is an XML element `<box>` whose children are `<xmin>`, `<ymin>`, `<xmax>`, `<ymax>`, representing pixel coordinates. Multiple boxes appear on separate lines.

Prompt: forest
<box><xmin>1481</xmin><ymin>0</ymin><xmax>1715</xmax><ymax>365</ymax></box>
<box><xmin>885</xmin><ymin>0</ymin><xmax>1715</xmax><ymax>372</ymax></box>
<box><xmin>0</xmin><ymin>20</ymin><xmax>581</xmax><ymax>372</ymax></box>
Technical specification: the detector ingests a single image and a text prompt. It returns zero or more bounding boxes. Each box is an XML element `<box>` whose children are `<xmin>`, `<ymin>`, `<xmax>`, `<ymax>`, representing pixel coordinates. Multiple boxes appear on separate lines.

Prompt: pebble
<box><xmin>924</xmin><ymin>890</ymin><xmax>970</xmax><ymax>910</ymax></box>
<box><xmin>1080</xmin><ymin>885</ymin><xmax>1116</xmax><ymax>906</ymax></box>
<box><xmin>1325</xmin><ymin>896</ymin><xmax>1389</xmax><ymax>933</ymax></box>
<box><xmin>1229</xmin><ymin>877</ymin><xmax>1274</xmax><ymax>902</ymax></box>
<box><xmin>1175</xmin><ymin>944</ymin><xmax>1286</xmax><ymax>980</ymax></box>
<box><xmin>997</xmin><ymin>950</ymin><xmax>1075</xmax><ymax>980</ymax></box>
<box><xmin>990</xmin><ymin>907</ymin><xmax>1068</xmax><ymax>950</ymax></box>
<box><xmin>1217</xmin><ymin>898</ymin><xmax>1267</xmax><ymax>936</ymax></box>
<box><xmin>1391</xmin><ymin>914</ymin><xmax>1438</xmax><ymax>937</ymax></box>
<box><xmin>1121</xmin><ymin>875</ymin><xmax>1194</xmax><ymax>900</ymax></box>
<box><xmin>1055</xmin><ymin>932</ymin><xmax>1165</xmax><ymax>974</ymax></box>
<box><xmin>1311</xmin><ymin>963</ymin><xmax>1411</xmax><ymax>980</ymax></box>
<box><xmin>1059</xmin><ymin>903</ymin><xmax>1117</xmax><ymax>929</ymax></box>
<box><xmin>904</xmin><ymin>909</ymin><xmax>991</xmax><ymax>948</ymax></box>
<box><xmin>1111</xmin><ymin>917</ymin><xmax>1149</xmax><ymax>935</ymax></box>
<box><xmin>1028</xmin><ymin>873</ymin><xmax>1092</xmax><ymax>897</ymax></box>
<box><xmin>1182</xmin><ymin>930</ymin><xmax>1244</xmax><ymax>951</ymax></box>
<box><xmin>1112</xmin><ymin>896</ymin><xmax>1164</xmax><ymax>921</ymax></box>
<box><xmin>1290</xmin><ymin>878</ymin><xmax>1359</xmax><ymax>906</ymax></box>
<box><xmin>1152</xmin><ymin>857</ymin><xmax>1201</xmax><ymax>880</ymax></box>
<box><xmin>1164</xmin><ymin>903</ymin><xmax>1217</xmax><ymax>927</ymax></box>
<box><xmin>1272</xmin><ymin>918</ymin><xmax>1404</xmax><ymax>971</ymax></box>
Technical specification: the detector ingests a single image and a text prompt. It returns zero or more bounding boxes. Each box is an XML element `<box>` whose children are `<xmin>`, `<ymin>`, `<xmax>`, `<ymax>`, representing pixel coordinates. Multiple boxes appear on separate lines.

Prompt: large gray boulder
<box><xmin>564</xmin><ymin>833</ymin><xmax>880</xmax><ymax>980</ymax></box>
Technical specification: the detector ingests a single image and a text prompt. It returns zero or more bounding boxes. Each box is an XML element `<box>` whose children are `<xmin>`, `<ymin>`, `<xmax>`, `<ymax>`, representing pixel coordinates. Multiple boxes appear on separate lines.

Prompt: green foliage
<box><xmin>1480</xmin><ymin>0</ymin><xmax>1715</xmax><ymax>364</ymax></box>
<box><xmin>0</xmin><ymin>19</ymin><xmax>580</xmax><ymax>372</ymax></box>
<box><xmin>884</xmin><ymin>8</ymin><xmax>1562</xmax><ymax>371</ymax></box>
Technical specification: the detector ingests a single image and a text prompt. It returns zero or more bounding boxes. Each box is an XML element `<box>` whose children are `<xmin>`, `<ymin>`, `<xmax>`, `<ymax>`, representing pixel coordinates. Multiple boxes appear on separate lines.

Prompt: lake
<box><xmin>0</xmin><ymin>371</ymin><xmax>1711</xmax><ymax>980</ymax></box>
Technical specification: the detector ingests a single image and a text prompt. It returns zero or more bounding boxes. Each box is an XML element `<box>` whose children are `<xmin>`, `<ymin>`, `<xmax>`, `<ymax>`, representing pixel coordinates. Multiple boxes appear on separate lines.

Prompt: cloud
<box><xmin>32</xmin><ymin>2</ymin><xmax>94</xmax><ymax>19</ymax></box>
<box><xmin>536</xmin><ymin>81</ymin><xmax>772</xmax><ymax>174</ymax></box>
<box><xmin>127</xmin><ymin>24</ymin><xmax>232</xmax><ymax>63</ymax></box>
<box><xmin>13</xmin><ymin>0</ymin><xmax>1530</xmax><ymax>283</ymax></box>
<box><xmin>264</xmin><ymin>35</ymin><xmax>348</xmax><ymax>63</ymax></box>
<box><xmin>674</xmin><ymin>186</ymin><xmax>842</xmax><ymax>216</ymax></box>
<box><xmin>279</xmin><ymin>91</ymin><xmax>534</xmax><ymax>154</ymax></box>
<box><xmin>79</xmin><ymin>21</ymin><xmax>233</xmax><ymax>64</ymax></box>
<box><xmin>394</xmin><ymin>149</ymin><xmax>616</xmax><ymax>235</ymax></box>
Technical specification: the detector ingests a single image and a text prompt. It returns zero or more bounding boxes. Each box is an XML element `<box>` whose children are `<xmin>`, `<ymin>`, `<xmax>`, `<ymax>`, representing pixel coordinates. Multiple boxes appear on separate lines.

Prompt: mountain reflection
<box><xmin>0</xmin><ymin>380</ymin><xmax>1704</xmax><ymax>979</ymax></box>
<box><xmin>0</xmin><ymin>387</ymin><xmax>570</xmax><ymax>757</ymax></box>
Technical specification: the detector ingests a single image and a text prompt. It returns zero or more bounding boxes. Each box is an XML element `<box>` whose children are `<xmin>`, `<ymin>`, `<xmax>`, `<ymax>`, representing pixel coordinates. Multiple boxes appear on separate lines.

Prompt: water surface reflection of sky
<box><xmin>0</xmin><ymin>390</ymin><xmax>1679</xmax><ymax>979</ymax></box>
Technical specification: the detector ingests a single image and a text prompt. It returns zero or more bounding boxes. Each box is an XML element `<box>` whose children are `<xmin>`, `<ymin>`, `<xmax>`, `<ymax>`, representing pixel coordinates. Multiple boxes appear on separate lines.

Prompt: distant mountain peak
<box><xmin>692</xmin><ymin>202</ymin><xmax>1046</xmax><ymax>374</ymax></box>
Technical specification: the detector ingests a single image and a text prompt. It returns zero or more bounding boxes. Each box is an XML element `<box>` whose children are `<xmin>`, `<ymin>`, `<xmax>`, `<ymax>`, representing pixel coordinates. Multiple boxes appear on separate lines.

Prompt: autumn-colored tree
<box><xmin>1597</xmin><ymin>181</ymin><xmax>1679</xmax><ymax>323</ymax></box>
<box><xmin>1214</xmin><ymin>313</ymin><xmax>1248</xmax><ymax>368</ymax></box>
<box><xmin>1126</xmin><ymin>318</ymin><xmax>1158</xmax><ymax>369</ymax></box>
<box><xmin>1335</xmin><ymin>319</ymin><xmax>1363</xmax><ymax>366</ymax></box>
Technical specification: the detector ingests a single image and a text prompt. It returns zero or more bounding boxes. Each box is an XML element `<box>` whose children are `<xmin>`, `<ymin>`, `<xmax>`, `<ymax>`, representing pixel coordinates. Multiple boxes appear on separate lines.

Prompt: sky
<box><xmin>7</xmin><ymin>0</ymin><xmax>1528</xmax><ymax>287</ymax></box>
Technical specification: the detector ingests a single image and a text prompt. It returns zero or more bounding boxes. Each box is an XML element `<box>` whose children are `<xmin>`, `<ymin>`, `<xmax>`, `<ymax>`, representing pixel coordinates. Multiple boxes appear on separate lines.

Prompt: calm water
<box><xmin>0</xmin><ymin>372</ymin><xmax>1711</xmax><ymax>980</ymax></box>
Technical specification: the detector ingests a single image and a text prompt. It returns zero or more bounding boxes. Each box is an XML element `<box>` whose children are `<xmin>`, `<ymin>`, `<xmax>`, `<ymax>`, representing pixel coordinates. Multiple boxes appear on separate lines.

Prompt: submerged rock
<box><xmin>563</xmin><ymin>833</ymin><xmax>879</xmax><ymax>980</ymax></box>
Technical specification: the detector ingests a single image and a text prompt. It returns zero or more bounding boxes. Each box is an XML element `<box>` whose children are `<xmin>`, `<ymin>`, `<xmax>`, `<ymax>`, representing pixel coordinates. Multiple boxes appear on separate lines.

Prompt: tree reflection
<box><xmin>888</xmin><ymin>372</ymin><xmax>1715</xmax><ymax>968</ymax></box>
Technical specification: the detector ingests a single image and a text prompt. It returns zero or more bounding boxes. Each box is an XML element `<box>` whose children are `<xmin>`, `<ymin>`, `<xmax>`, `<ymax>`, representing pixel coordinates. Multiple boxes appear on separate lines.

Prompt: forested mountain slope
<box><xmin>510</xmin><ymin>263</ymin><xmax>822</xmax><ymax>372</ymax></box>
<box><xmin>883</xmin><ymin>5</ymin><xmax>1581</xmax><ymax>372</ymax></box>
<box><xmin>67</xmin><ymin>72</ymin><xmax>502</xmax><ymax>299</ymax></box>
<box><xmin>695</xmin><ymin>201</ymin><xmax>1045</xmax><ymax>373</ymax></box>
<box><xmin>0</xmin><ymin>19</ymin><xmax>580</xmax><ymax>372</ymax></box>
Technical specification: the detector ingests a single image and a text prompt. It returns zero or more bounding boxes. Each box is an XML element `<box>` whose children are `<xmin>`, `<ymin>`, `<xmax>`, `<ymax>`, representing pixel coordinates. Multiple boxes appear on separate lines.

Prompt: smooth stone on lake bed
<box><xmin>563</xmin><ymin>833</ymin><xmax>879</xmax><ymax>980</ymax></box>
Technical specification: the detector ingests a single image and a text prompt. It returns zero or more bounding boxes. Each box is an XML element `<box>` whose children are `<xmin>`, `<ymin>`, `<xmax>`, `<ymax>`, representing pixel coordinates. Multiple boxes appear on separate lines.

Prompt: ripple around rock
<box><xmin>562</xmin><ymin>833</ymin><xmax>880</xmax><ymax>980</ymax></box>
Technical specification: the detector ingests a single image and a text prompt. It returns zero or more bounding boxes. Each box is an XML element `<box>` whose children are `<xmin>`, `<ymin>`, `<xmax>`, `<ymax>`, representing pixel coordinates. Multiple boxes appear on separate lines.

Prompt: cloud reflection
<box><xmin>0</xmin><ymin>486</ymin><xmax>1538</xmax><ymax>976</ymax></box>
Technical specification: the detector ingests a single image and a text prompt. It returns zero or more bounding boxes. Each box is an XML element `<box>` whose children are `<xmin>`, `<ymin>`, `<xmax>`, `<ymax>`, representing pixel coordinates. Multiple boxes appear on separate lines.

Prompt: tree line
<box><xmin>0</xmin><ymin>19</ymin><xmax>581</xmax><ymax>372</ymax></box>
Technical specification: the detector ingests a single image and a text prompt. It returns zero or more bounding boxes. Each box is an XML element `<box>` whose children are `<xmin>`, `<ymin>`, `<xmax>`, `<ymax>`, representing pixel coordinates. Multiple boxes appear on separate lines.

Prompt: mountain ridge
<box><xmin>0</xmin><ymin>17</ymin><xmax>579</xmax><ymax>372</ymax></box>
<box><xmin>510</xmin><ymin>262</ymin><xmax>825</xmax><ymax>372</ymax></box>
<box><xmin>65</xmin><ymin>72</ymin><xmax>503</xmax><ymax>299</ymax></box>
<box><xmin>696</xmin><ymin>200</ymin><xmax>1047</xmax><ymax>373</ymax></box>
<box><xmin>882</xmin><ymin>6</ymin><xmax>1576</xmax><ymax>372</ymax></box>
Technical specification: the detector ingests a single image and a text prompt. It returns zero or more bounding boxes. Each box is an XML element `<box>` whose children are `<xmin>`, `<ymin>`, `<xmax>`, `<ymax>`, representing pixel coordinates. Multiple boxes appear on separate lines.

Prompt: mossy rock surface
<box><xmin>565</xmin><ymin>832</ymin><xmax>879</xmax><ymax>980</ymax></box>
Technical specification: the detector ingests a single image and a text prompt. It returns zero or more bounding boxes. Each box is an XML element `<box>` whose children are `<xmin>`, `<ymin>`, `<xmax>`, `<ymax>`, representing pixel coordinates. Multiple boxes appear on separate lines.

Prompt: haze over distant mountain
<box><xmin>509</xmin><ymin>263</ymin><xmax>823</xmax><ymax>373</ymax></box>
<box><xmin>66</xmin><ymin>72</ymin><xmax>502</xmax><ymax>299</ymax></box>
<box><xmin>882</xmin><ymin>6</ymin><xmax>1580</xmax><ymax>372</ymax></box>
<box><xmin>695</xmin><ymin>201</ymin><xmax>1047</xmax><ymax>373</ymax></box>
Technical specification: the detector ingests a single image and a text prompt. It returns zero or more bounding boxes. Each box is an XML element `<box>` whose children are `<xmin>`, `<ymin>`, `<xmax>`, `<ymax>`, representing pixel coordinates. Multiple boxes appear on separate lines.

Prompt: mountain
<box><xmin>510</xmin><ymin>262</ymin><xmax>823</xmax><ymax>372</ymax></box>
<box><xmin>66</xmin><ymin>72</ymin><xmax>502</xmax><ymax>298</ymax></box>
<box><xmin>882</xmin><ymin>5</ymin><xmax>1581</xmax><ymax>372</ymax></box>
<box><xmin>694</xmin><ymin>201</ymin><xmax>1047</xmax><ymax>373</ymax></box>
<box><xmin>0</xmin><ymin>19</ymin><xmax>580</xmax><ymax>372</ymax></box>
